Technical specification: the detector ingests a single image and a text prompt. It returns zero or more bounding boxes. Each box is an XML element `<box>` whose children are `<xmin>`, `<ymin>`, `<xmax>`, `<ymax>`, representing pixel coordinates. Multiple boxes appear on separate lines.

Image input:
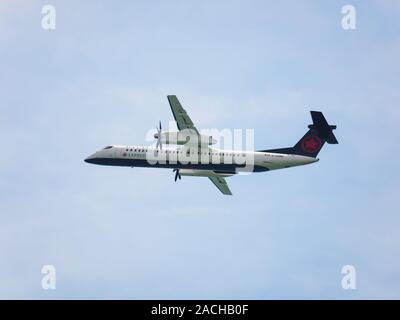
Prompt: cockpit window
<box><xmin>103</xmin><ymin>146</ymin><xmax>113</xmax><ymax>149</ymax></box>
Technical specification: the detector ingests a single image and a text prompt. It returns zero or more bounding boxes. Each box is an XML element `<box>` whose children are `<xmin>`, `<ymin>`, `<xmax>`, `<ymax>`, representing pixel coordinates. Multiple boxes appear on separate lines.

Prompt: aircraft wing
<box><xmin>209</xmin><ymin>176</ymin><xmax>232</xmax><ymax>195</ymax></box>
<box><xmin>167</xmin><ymin>95</ymin><xmax>199</xmax><ymax>134</ymax></box>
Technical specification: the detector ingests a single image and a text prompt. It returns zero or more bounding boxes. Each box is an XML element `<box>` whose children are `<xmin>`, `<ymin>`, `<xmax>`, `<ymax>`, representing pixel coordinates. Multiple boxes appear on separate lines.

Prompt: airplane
<box><xmin>84</xmin><ymin>95</ymin><xmax>338</xmax><ymax>195</ymax></box>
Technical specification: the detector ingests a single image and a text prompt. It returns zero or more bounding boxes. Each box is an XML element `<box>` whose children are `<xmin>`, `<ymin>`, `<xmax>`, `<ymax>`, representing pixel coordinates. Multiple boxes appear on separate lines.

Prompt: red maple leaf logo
<box><xmin>302</xmin><ymin>136</ymin><xmax>321</xmax><ymax>153</ymax></box>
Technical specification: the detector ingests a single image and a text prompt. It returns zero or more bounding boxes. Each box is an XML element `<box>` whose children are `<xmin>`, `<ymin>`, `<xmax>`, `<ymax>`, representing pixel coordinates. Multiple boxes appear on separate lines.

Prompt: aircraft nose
<box><xmin>84</xmin><ymin>153</ymin><xmax>97</xmax><ymax>164</ymax></box>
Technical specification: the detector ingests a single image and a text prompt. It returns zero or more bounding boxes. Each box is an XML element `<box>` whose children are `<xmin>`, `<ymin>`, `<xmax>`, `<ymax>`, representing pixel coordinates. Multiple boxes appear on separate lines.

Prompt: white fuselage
<box><xmin>84</xmin><ymin>145</ymin><xmax>318</xmax><ymax>174</ymax></box>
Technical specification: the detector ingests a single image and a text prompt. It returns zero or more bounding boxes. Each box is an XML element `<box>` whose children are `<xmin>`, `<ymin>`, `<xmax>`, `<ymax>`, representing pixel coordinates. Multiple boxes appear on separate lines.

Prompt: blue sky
<box><xmin>0</xmin><ymin>0</ymin><xmax>399</xmax><ymax>299</ymax></box>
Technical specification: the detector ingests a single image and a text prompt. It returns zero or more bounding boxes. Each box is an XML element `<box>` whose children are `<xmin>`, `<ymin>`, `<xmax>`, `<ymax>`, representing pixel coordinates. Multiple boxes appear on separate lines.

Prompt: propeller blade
<box><xmin>173</xmin><ymin>169</ymin><xmax>181</xmax><ymax>182</ymax></box>
<box><xmin>156</xmin><ymin>121</ymin><xmax>162</xmax><ymax>150</ymax></box>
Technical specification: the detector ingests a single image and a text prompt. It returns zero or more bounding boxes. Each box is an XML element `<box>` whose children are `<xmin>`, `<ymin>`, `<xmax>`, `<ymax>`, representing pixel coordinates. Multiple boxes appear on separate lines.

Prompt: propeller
<box><xmin>155</xmin><ymin>121</ymin><xmax>162</xmax><ymax>150</ymax></box>
<box><xmin>173</xmin><ymin>169</ymin><xmax>181</xmax><ymax>182</ymax></box>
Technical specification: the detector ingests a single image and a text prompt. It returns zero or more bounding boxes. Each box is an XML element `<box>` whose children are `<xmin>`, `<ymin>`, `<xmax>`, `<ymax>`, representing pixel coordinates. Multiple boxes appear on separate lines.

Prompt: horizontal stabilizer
<box><xmin>308</xmin><ymin>111</ymin><xmax>338</xmax><ymax>144</ymax></box>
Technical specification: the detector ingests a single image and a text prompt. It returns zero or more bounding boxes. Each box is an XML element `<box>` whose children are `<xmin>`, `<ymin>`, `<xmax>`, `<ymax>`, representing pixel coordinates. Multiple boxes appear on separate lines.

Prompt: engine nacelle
<box><xmin>154</xmin><ymin>131</ymin><xmax>217</xmax><ymax>146</ymax></box>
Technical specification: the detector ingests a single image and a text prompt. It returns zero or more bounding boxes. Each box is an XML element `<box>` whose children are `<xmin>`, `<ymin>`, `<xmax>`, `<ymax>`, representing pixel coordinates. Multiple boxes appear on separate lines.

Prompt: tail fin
<box><xmin>262</xmin><ymin>111</ymin><xmax>338</xmax><ymax>158</ymax></box>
